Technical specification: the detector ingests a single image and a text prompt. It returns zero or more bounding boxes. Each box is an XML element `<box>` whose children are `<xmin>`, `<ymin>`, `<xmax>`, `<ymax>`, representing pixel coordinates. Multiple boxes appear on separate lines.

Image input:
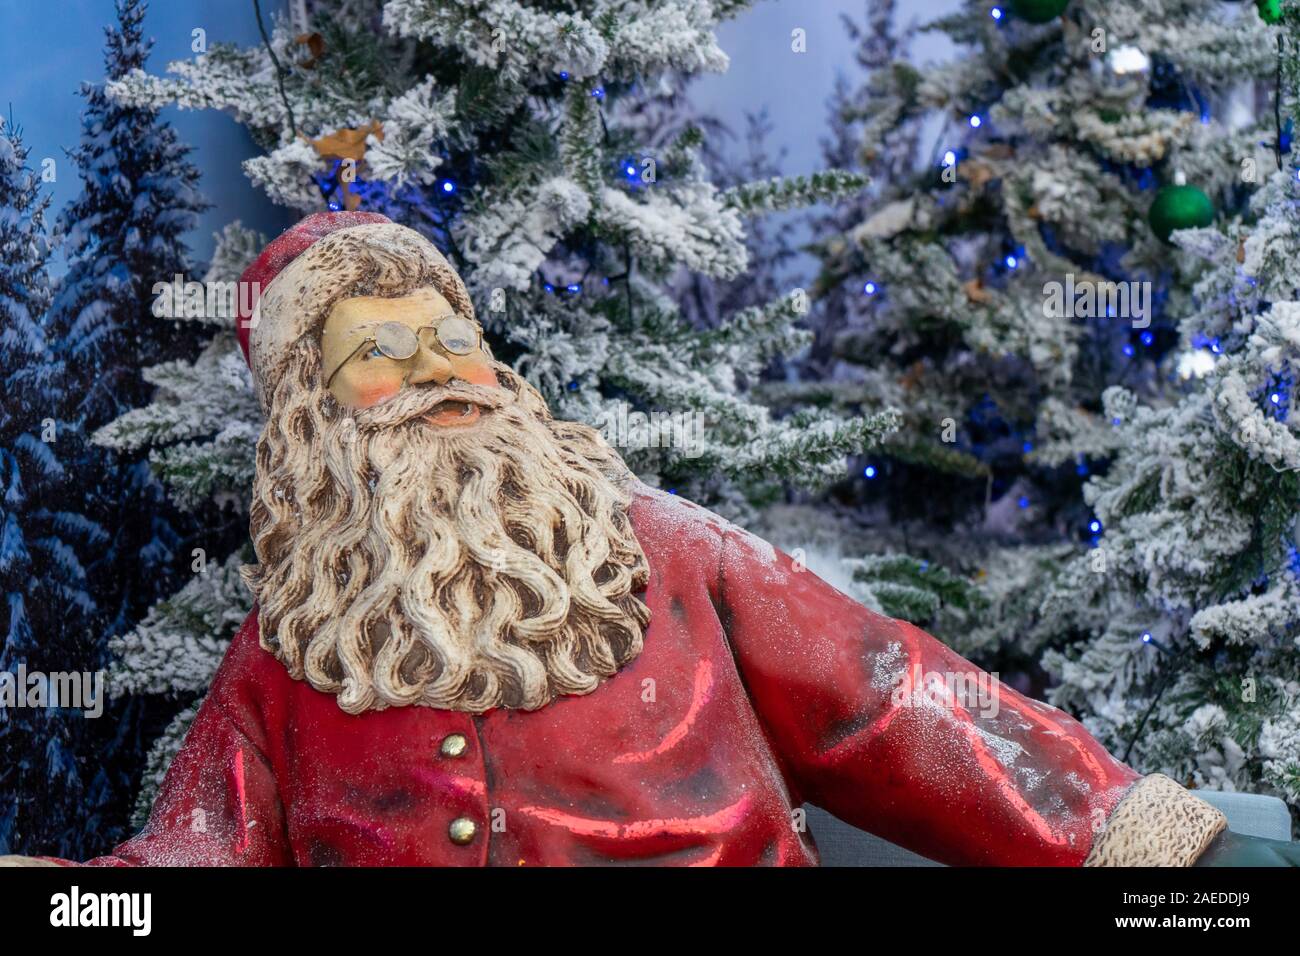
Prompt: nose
<box><xmin>406</xmin><ymin>344</ymin><xmax>453</xmax><ymax>387</ymax></box>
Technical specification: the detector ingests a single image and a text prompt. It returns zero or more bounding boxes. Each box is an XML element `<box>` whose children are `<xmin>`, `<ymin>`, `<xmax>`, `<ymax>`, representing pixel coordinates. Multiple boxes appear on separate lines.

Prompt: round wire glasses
<box><xmin>324</xmin><ymin>314</ymin><xmax>482</xmax><ymax>388</ymax></box>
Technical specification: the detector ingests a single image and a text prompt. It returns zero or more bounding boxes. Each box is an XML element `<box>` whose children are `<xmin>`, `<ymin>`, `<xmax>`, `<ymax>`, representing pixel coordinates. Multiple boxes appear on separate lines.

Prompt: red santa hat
<box><xmin>236</xmin><ymin>211</ymin><xmax>476</xmax><ymax>411</ymax></box>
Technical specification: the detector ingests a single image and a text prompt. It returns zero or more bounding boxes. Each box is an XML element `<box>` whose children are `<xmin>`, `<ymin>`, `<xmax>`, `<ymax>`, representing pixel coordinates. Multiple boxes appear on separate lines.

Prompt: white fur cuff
<box><xmin>1084</xmin><ymin>773</ymin><xmax>1227</xmax><ymax>867</ymax></box>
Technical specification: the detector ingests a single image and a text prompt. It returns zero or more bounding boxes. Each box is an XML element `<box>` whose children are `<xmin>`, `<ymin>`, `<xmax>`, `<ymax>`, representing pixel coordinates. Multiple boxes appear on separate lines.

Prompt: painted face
<box><xmin>320</xmin><ymin>287</ymin><xmax>501</xmax><ymax>427</ymax></box>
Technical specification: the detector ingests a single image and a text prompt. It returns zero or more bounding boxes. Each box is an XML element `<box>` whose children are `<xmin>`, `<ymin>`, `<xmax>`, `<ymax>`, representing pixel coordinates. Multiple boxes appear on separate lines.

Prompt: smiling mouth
<box><xmin>422</xmin><ymin>399</ymin><xmax>484</xmax><ymax>427</ymax></box>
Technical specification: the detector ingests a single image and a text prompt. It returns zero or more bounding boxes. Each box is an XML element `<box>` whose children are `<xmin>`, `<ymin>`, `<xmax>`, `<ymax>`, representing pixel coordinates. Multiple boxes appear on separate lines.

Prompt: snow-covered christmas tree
<box><xmin>48</xmin><ymin>0</ymin><xmax>213</xmax><ymax>643</ymax></box>
<box><xmin>10</xmin><ymin>0</ymin><xmax>229</xmax><ymax>855</ymax></box>
<box><xmin>1036</xmin><ymin>3</ymin><xmax>1300</xmax><ymax>817</ymax></box>
<box><xmin>0</xmin><ymin>117</ymin><xmax>105</xmax><ymax>856</ymax></box>
<box><xmin>807</xmin><ymin>1</ymin><xmax>1277</xmax><ymax>662</ymax></box>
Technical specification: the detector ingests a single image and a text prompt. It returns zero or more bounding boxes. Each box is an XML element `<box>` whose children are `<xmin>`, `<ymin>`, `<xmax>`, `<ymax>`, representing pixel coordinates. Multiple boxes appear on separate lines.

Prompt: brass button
<box><xmin>440</xmin><ymin>733</ymin><xmax>468</xmax><ymax>758</ymax></box>
<box><xmin>448</xmin><ymin>817</ymin><xmax>477</xmax><ymax>845</ymax></box>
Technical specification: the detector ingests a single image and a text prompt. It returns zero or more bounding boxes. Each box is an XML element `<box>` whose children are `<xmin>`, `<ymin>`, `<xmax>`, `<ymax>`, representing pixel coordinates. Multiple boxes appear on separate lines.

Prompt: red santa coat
<box><xmin>76</xmin><ymin>486</ymin><xmax>1139</xmax><ymax>867</ymax></box>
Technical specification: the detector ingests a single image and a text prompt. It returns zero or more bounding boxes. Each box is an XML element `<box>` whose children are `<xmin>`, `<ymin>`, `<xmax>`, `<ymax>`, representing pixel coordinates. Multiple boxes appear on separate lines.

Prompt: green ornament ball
<box><xmin>1148</xmin><ymin>184</ymin><xmax>1215</xmax><ymax>244</ymax></box>
<box><xmin>1256</xmin><ymin>0</ymin><xmax>1283</xmax><ymax>26</ymax></box>
<box><xmin>1010</xmin><ymin>0</ymin><xmax>1070</xmax><ymax>24</ymax></box>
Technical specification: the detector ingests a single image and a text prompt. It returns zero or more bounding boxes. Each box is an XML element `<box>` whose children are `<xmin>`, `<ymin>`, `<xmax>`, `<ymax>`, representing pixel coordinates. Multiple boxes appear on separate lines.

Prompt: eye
<box><xmin>363</xmin><ymin>346</ymin><xmax>384</xmax><ymax>360</ymax></box>
<box><xmin>436</xmin><ymin>316</ymin><xmax>479</xmax><ymax>355</ymax></box>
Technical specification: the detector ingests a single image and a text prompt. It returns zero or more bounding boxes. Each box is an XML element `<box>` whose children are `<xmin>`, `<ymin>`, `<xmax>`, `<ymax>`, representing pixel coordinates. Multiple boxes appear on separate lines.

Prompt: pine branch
<box><xmin>722</xmin><ymin>170</ymin><xmax>870</xmax><ymax>214</ymax></box>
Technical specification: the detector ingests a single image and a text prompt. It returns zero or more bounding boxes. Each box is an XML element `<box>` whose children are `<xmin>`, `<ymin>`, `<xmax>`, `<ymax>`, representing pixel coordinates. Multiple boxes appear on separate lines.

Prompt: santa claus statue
<box><xmin>7</xmin><ymin>213</ymin><xmax>1296</xmax><ymax>867</ymax></box>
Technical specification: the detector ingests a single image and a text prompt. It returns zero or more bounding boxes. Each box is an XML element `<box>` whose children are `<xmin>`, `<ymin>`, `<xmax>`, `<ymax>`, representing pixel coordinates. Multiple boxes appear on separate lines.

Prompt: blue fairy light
<box><xmin>1089</xmin><ymin>520</ymin><xmax>1102</xmax><ymax>533</ymax></box>
<box><xmin>441</xmin><ymin>179</ymin><xmax>456</xmax><ymax>194</ymax></box>
<box><xmin>1022</xmin><ymin>440</ymin><xmax>1033</xmax><ymax>453</ymax></box>
<box><xmin>991</xmin><ymin>7</ymin><xmax>1003</xmax><ymax>19</ymax></box>
<box><xmin>1017</xmin><ymin>495</ymin><xmax>1030</xmax><ymax>509</ymax></box>
<box><xmin>1140</xmin><ymin>331</ymin><xmax>1154</xmax><ymax>346</ymax></box>
<box><xmin>559</xmin><ymin>71</ymin><xmax>569</xmax><ymax>80</ymax></box>
<box><xmin>1005</xmin><ymin>254</ymin><xmax>1019</xmax><ymax>269</ymax></box>
<box><xmin>864</xmin><ymin>465</ymin><xmax>877</xmax><ymax>479</ymax></box>
<box><xmin>969</xmin><ymin>114</ymin><xmax>983</xmax><ymax>129</ymax></box>
<box><xmin>863</xmin><ymin>281</ymin><xmax>878</xmax><ymax>295</ymax></box>
<box><xmin>1141</xmin><ymin>632</ymin><xmax>1153</xmax><ymax>644</ymax></box>
<box><xmin>543</xmin><ymin>283</ymin><xmax>555</xmax><ymax>294</ymax></box>
<box><xmin>328</xmin><ymin>201</ymin><xmax>341</xmax><ymax>211</ymax></box>
<box><xmin>1264</xmin><ymin>374</ymin><xmax>1292</xmax><ymax>423</ymax></box>
<box><xmin>566</xmin><ymin>283</ymin><xmax>581</xmax><ymax>294</ymax></box>
<box><xmin>943</xmin><ymin>150</ymin><xmax>957</xmax><ymax>166</ymax></box>
<box><xmin>591</xmin><ymin>87</ymin><xmax>605</xmax><ymax>100</ymax></box>
<box><xmin>1122</xmin><ymin>344</ymin><xmax>1135</xmax><ymax>357</ymax></box>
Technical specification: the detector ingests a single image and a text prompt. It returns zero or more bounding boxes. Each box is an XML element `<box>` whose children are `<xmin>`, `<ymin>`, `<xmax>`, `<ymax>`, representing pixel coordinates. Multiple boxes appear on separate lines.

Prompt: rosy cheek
<box><xmin>341</xmin><ymin>372</ymin><xmax>404</xmax><ymax>409</ymax></box>
<box><xmin>455</xmin><ymin>359</ymin><xmax>501</xmax><ymax>388</ymax></box>
<box><xmin>357</xmin><ymin>382</ymin><xmax>401</xmax><ymax>407</ymax></box>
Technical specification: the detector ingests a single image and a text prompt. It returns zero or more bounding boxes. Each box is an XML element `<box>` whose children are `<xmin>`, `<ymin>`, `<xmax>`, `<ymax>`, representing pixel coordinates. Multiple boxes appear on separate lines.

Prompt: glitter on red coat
<box><xmin>232</xmin><ymin>748</ymin><xmax>249</xmax><ymax>854</ymax></box>
<box><xmin>613</xmin><ymin>658</ymin><xmax>713</xmax><ymax>764</ymax></box>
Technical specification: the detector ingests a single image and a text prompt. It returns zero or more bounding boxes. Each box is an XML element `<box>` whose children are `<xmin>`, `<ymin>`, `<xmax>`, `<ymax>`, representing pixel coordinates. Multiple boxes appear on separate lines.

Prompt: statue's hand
<box><xmin>0</xmin><ymin>854</ymin><xmax>63</xmax><ymax>866</ymax></box>
<box><xmin>1194</xmin><ymin>830</ymin><xmax>1300</xmax><ymax>867</ymax></box>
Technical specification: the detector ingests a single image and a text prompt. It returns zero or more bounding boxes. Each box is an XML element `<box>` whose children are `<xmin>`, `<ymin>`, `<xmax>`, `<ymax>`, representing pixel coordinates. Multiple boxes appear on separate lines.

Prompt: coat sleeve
<box><xmin>715</xmin><ymin>524</ymin><xmax>1227</xmax><ymax>866</ymax></box>
<box><xmin>60</xmin><ymin>611</ymin><xmax>293</xmax><ymax>867</ymax></box>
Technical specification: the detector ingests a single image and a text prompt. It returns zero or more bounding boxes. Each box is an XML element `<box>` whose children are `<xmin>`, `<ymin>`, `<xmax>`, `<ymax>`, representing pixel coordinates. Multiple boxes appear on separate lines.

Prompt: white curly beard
<box><xmin>241</xmin><ymin>345</ymin><xmax>651</xmax><ymax>714</ymax></box>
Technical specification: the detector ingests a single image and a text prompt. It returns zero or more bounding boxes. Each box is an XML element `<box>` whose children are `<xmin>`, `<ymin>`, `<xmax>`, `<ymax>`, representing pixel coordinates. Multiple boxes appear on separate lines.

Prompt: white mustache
<box><xmin>352</xmin><ymin>382</ymin><xmax>514</xmax><ymax>429</ymax></box>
